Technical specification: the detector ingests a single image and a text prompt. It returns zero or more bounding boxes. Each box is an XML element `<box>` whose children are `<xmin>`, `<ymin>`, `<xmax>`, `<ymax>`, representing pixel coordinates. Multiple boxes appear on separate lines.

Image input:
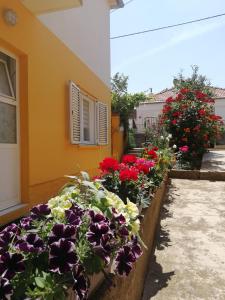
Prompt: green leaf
<box><xmin>35</xmin><ymin>277</ymin><xmax>46</xmax><ymax>289</ymax></box>
<box><xmin>80</xmin><ymin>171</ymin><xmax>90</xmax><ymax>181</ymax></box>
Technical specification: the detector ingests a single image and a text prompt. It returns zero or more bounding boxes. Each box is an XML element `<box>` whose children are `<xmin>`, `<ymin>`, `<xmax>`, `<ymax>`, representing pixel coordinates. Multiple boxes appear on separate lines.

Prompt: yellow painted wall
<box><xmin>111</xmin><ymin>114</ymin><xmax>125</xmax><ymax>161</ymax></box>
<box><xmin>0</xmin><ymin>0</ymin><xmax>111</xmax><ymax>224</ymax></box>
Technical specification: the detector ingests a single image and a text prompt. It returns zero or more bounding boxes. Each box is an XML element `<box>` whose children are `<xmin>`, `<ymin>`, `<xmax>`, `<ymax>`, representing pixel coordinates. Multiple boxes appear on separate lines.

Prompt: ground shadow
<box><xmin>142</xmin><ymin>183</ymin><xmax>176</xmax><ymax>299</ymax></box>
<box><xmin>142</xmin><ymin>255</ymin><xmax>175</xmax><ymax>300</ymax></box>
<box><xmin>155</xmin><ymin>185</ymin><xmax>176</xmax><ymax>251</ymax></box>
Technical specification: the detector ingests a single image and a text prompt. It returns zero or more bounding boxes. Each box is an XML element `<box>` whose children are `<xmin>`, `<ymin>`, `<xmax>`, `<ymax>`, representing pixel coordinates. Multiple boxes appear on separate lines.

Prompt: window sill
<box><xmin>0</xmin><ymin>203</ymin><xmax>29</xmax><ymax>226</ymax></box>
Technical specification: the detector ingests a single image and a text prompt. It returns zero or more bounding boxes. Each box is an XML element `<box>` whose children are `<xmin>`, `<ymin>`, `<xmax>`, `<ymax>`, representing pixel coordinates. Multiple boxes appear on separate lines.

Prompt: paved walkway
<box><xmin>142</xmin><ymin>179</ymin><xmax>225</xmax><ymax>300</ymax></box>
<box><xmin>201</xmin><ymin>150</ymin><xmax>225</xmax><ymax>172</ymax></box>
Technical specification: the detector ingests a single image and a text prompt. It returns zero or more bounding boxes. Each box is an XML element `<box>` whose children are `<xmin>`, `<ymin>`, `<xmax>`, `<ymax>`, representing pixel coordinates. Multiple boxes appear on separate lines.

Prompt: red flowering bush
<box><xmin>122</xmin><ymin>154</ymin><xmax>137</xmax><ymax>165</ymax></box>
<box><xmin>97</xmin><ymin>154</ymin><xmax>158</xmax><ymax>207</ymax></box>
<box><xmin>161</xmin><ymin>88</ymin><xmax>224</xmax><ymax>168</ymax></box>
<box><xmin>99</xmin><ymin>157</ymin><xmax>119</xmax><ymax>172</ymax></box>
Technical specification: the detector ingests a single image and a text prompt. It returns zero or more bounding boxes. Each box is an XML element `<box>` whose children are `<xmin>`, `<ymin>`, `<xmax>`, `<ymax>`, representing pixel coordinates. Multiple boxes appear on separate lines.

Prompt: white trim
<box><xmin>0</xmin><ymin>59</ymin><xmax>15</xmax><ymax>99</ymax></box>
<box><xmin>0</xmin><ymin>48</ymin><xmax>20</xmax><ymax>210</ymax></box>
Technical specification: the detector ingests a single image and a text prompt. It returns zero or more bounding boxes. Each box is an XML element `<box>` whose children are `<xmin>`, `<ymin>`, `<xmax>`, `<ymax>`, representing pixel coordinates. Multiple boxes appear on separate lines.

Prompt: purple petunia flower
<box><xmin>73</xmin><ymin>264</ymin><xmax>89</xmax><ymax>300</ymax></box>
<box><xmin>0</xmin><ymin>277</ymin><xmax>13</xmax><ymax>300</ymax></box>
<box><xmin>20</xmin><ymin>217</ymin><xmax>33</xmax><ymax>230</ymax></box>
<box><xmin>86</xmin><ymin>223</ymin><xmax>111</xmax><ymax>246</ymax></box>
<box><xmin>0</xmin><ymin>231</ymin><xmax>14</xmax><ymax>254</ymax></box>
<box><xmin>115</xmin><ymin>245</ymin><xmax>136</xmax><ymax>276</ymax></box>
<box><xmin>3</xmin><ymin>223</ymin><xmax>20</xmax><ymax>235</ymax></box>
<box><xmin>17</xmin><ymin>233</ymin><xmax>44</xmax><ymax>253</ymax></box>
<box><xmin>114</xmin><ymin>214</ymin><xmax>126</xmax><ymax>225</ymax></box>
<box><xmin>118</xmin><ymin>226</ymin><xmax>129</xmax><ymax>237</ymax></box>
<box><xmin>30</xmin><ymin>204</ymin><xmax>51</xmax><ymax>220</ymax></box>
<box><xmin>48</xmin><ymin>224</ymin><xmax>77</xmax><ymax>245</ymax></box>
<box><xmin>49</xmin><ymin>239</ymin><xmax>77</xmax><ymax>274</ymax></box>
<box><xmin>130</xmin><ymin>236</ymin><xmax>143</xmax><ymax>259</ymax></box>
<box><xmin>89</xmin><ymin>210</ymin><xmax>107</xmax><ymax>224</ymax></box>
<box><xmin>0</xmin><ymin>252</ymin><xmax>25</xmax><ymax>279</ymax></box>
<box><xmin>65</xmin><ymin>210</ymin><xmax>82</xmax><ymax>227</ymax></box>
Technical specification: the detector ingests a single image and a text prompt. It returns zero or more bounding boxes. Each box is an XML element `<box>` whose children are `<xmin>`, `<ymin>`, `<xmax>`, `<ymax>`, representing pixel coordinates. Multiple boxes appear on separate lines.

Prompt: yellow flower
<box><xmin>125</xmin><ymin>200</ymin><xmax>139</xmax><ymax>219</ymax></box>
<box><xmin>131</xmin><ymin>219</ymin><xmax>140</xmax><ymax>234</ymax></box>
<box><xmin>105</xmin><ymin>191</ymin><xmax>125</xmax><ymax>211</ymax></box>
<box><xmin>51</xmin><ymin>206</ymin><xmax>66</xmax><ymax>219</ymax></box>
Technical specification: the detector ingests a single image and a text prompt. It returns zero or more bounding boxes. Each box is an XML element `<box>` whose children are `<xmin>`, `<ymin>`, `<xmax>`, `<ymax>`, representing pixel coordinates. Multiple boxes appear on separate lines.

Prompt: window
<box><xmin>69</xmin><ymin>81</ymin><xmax>108</xmax><ymax>145</ymax></box>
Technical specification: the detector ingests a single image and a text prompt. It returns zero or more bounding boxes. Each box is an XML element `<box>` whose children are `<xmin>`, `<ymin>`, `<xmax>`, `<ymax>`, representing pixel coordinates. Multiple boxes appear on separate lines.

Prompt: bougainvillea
<box><xmin>161</xmin><ymin>88</ymin><xmax>224</xmax><ymax>168</ymax></box>
<box><xmin>0</xmin><ymin>174</ymin><xmax>142</xmax><ymax>300</ymax></box>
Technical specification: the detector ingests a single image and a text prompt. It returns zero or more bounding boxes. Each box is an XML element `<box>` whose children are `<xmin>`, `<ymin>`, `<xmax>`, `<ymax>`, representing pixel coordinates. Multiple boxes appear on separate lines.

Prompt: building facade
<box><xmin>0</xmin><ymin>0</ymin><xmax>123</xmax><ymax>224</ymax></box>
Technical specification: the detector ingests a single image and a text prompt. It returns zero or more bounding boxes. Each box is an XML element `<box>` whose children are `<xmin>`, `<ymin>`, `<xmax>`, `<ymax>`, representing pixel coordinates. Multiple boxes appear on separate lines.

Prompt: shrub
<box><xmin>160</xmin><ymin>88</ymin><xmax>224</xmax><ymax>168</ymax></box>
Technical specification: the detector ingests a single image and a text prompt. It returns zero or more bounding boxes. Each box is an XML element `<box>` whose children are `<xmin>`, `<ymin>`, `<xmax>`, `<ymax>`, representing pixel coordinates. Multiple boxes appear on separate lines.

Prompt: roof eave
<box><xmin>109</xmin><ymin>0</ymin><xmax>124</xmax><ymax>9</ymax></box>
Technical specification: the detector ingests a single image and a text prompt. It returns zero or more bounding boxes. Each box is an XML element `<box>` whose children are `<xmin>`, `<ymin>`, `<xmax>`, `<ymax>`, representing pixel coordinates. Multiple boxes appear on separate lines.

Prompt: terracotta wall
<box><xmin>111</xmin><ymin>114</ymin><xmax>125</xmax><ymax>161</ymax></box>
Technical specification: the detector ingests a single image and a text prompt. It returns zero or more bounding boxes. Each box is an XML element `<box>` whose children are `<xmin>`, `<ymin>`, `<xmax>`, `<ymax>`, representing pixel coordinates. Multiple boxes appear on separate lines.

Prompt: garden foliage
<box><xmin>0</xmin><ymin>174</ymin><xmax>142</xmax><ymax>300</ymax></box>
<box><xmin>161</xmin><ymin>88</ymin><xmax>224</xmax><ymax>168</ymax></box>
<box><xmin>0</xmin><ymin>147</ymin><xmax>173</xmax><ymax>299</ymax></box>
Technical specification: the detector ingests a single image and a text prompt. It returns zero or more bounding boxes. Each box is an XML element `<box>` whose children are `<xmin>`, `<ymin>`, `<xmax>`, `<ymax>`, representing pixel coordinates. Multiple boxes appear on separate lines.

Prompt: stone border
<box><xmin>169</xmin><ymin>169</ymin><xmax>225</xmax><ymax>181</ymax></box>
<box><xmin>88</xmin><ymin>176</ymin><xmax>169</xmax><ymax>300</ymax></box>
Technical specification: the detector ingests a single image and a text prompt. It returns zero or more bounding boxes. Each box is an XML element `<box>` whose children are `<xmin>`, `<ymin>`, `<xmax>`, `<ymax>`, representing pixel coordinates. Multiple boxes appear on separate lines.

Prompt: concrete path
<box><xmin>201</xmin><ymin>150</ymin><xmax>225</xmax><ymax>172</ymax></box>
<box><xmin>142</xmin><ymin>179</ymin><xmax>225</xmax><ymax>300</ymax></box>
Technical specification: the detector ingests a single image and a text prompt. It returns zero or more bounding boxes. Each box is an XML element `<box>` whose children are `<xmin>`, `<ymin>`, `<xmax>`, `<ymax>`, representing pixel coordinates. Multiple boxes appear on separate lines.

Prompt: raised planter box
<box><xmin>87</xmin><ymin>175</ymin><xmax>169</xmax><ymax>300</ymax></box>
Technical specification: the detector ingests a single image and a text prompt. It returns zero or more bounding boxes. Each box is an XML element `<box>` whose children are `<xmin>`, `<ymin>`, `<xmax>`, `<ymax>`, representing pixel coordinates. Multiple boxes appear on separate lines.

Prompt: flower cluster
<box><xmin>161</xmin><ymin>88</ymin><xmax>224</xmax><ymax>168</ymax></box>
<box><xmin>98</xmin><ymin>153</ymin><xmax>158</xmax><ymax>206</ymax></box>
<box><xmin>0</xmin><ymin>175</ymin><xmax>142</xmax><ymax>300</ymax></box>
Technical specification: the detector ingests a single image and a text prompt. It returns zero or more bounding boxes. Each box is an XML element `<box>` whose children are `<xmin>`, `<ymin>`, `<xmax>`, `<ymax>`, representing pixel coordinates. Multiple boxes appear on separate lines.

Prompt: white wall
<box><xmin>215</xmin><ymin>98</ymin><xmax>225</xmax><ymax>121</ymax></box>
<box><xmin>39</xmin><ymin>0</ymin><xmax>110</xmax><ymax>87</ymax></box>
<box><xmin>135</xmin><ymin>102</ymin><xmax>164</xmax><ymax>133</ymax></box>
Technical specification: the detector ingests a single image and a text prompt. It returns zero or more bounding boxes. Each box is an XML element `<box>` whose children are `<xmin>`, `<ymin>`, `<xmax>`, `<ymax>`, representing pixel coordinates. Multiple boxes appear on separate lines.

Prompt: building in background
<box><xmin>134</xmin><ymin>87</ymin><xmax>225</xmax><ymax>133</ymax></box>
<box><xmin>0</xmin><ymin>0</ymin><xmax>123</xmax><ymax>224</ymax></box>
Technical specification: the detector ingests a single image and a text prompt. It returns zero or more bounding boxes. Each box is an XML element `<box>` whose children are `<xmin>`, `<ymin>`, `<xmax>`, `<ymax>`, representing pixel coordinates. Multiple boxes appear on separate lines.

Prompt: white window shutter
<box><xmin>96</xmin><ymin>102</ymin><xmax>108</xmax><ymax>145</ymax></box>
<box><xmin>69</xmin><ymin>81</ymin><xmax>81</xmax><ymax>144</ymax></box>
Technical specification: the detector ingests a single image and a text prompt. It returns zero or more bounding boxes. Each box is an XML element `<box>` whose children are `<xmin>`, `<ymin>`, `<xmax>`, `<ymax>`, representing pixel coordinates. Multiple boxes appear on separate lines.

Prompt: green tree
<box><xmin>173</xmin><ymin>65</ymin><xmax>214</xmax><ymax>97</ymax></box>
<box><xmin>111</xmin><ymin>72</ymin><xmax>146</xmax><ymax>132</ymax></box>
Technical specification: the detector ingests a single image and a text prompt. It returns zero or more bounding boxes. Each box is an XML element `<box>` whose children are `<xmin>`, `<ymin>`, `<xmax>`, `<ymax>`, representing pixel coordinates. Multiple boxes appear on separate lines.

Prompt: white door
<box><xmin>0</xmin><ymin>52</ymin><xmax>20</xmax><ymax>211</ymax></box>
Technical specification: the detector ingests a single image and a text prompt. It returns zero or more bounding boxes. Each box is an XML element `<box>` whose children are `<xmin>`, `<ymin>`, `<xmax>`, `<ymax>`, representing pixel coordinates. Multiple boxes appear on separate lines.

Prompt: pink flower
<box><xmin>179</xmin><ymin>145</ymin><xmax>189</xmax><ymax>152</ymax></box>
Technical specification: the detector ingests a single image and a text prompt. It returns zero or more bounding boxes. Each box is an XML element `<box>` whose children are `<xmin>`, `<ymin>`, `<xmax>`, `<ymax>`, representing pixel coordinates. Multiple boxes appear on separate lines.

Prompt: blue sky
<box><xmin>110</xmin><ymin>0</ymin><xmax>225</xmax><ymax>93</ymax></box>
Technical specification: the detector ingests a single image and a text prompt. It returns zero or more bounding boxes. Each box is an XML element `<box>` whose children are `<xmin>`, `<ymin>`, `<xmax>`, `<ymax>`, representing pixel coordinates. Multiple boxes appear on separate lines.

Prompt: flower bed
<box><xmin>0</xmin><ymin>145</ymin><xmax>172</xmax><ymax>300</ymax></box>
<box><xmin>89</xmin><ymin>176</ymin><xmax>169</xmax><ymax>300</ymax></box>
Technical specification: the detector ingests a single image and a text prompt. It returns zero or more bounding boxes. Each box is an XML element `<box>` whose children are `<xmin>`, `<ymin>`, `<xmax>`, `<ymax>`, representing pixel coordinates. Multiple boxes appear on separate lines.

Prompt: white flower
<box><xmin>168</xmin><ymin>134</ymin><xmax>172</xmax><ymax>139</ymax></box>
<box><xmin>160</xmin><ymin>136</ymin><xmax>164</xmax><ymax>140</ymax></box>
<box><xmin>172</xmin><ymin>144</ymin><xmax>177</xmax><ymax>149</ymax></box>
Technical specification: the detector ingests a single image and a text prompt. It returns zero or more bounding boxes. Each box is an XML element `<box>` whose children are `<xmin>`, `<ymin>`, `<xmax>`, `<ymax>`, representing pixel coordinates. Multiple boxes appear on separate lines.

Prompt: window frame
<box><xmin>0</xmin><ymin>58</ymin><xmax>15</xmax><ymax>100</ymax></box>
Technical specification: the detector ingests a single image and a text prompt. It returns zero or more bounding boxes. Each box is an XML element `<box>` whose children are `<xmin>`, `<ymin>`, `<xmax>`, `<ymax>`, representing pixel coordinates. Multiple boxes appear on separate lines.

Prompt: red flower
<box><xmin>176</xmin><ymin>93</ymin><xmax>184</xmax><ymax>101</ymax></box>
<box><xmin>195</xmin><ymin>91</ymin><xmax>206</xmax><ymax>99</ymax></box>
<box><xmin>209</xmin><ymin>115</ymin><xmax>222</xmax><ymax>121</ymax></box>
<box><xmin>136</xmin><ymin>164</ymin><xmax>149</xmax><ymax>174</ymax></box>
<box><xmin>166</xmin><ymin>97</ymin><xmax>174</xmax><ymax>103</ymax></box>
<box><xmin>99</xmin><ymin>157</ymin><xmax>119</xmax><ymax>172</ymax></box>
<box><xmin>198</xmin><ymin>109</ymin><xmax>206</xmax><ymax>116</ymax></box>
<box><xmin>119</xmin><ymin>167</ymin><xmax>139</xmax><ymax>182</ymax></box>
<box><xmin>163</xmin><ymin>105</ymin><xmax>171</xmax><ymax>113</ymax></box>
<box><xmin>172</xmin><ymin>111</ymin><xmax>181</xmax><ymax>118</ymax></box>
<box><xmin>151</xmin><ymin>146</ymin><xmax>159</xmax><ymax>151</ymax></box>
<box><xmin>180</xmin><ymin>88</ymin><xmax>189</xmax><ymax>94</ymax></box>
<box><xmin>122</xmin><ymin>155</ymin><xmax>137</xmax><ymax>165</ymax></box>
<box><xmin>171</xmin><ymin>119</ymin><xmax>177</xmax><ymax>125</ymax></box>
<box><xmin>147</xmin><ymin>150</ymin><xmax>158</xmax><ymax>160</ymax></box>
